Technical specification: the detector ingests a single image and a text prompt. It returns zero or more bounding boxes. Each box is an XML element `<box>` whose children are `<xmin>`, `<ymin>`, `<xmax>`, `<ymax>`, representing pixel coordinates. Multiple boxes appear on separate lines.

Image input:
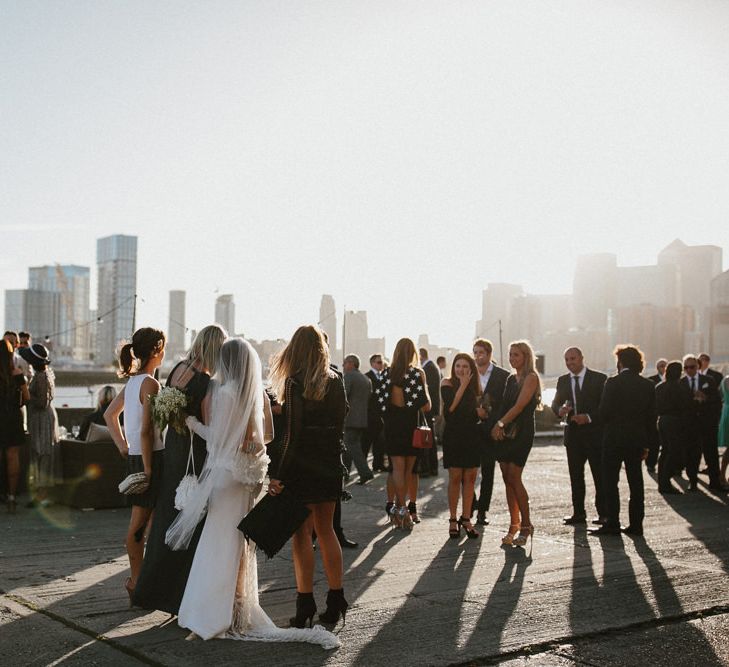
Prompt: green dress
<box><xmin>719</xmin><ymin>377</ymin><xmax>729</xmax><ymax>447</ymax></box>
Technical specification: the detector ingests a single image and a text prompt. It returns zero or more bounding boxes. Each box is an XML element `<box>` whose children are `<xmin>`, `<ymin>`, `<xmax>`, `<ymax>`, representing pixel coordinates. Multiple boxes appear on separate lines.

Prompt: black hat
<box><xmin>19</xmin><ymin>343</ymin><xmax>51</xmax><ymax>367</ymax></box>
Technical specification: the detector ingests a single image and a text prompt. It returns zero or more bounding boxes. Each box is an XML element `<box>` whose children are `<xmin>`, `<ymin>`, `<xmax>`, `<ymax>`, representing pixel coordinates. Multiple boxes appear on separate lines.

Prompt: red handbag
<box><xmin>412</xmin><ymin>411</ymin><xmax>433</xmax><ymax>449</ymax></box>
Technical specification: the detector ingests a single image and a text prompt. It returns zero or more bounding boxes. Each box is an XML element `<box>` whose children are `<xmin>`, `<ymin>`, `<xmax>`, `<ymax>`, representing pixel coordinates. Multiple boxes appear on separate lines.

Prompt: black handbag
<box><xmin>238</xmin><ymin>487</ymin><xmax>311</xmax><ymax>558</ymax></box>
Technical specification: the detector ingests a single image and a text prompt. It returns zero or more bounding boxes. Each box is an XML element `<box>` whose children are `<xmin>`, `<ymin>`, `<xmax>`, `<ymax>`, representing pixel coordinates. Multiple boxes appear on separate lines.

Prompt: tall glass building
<box><xmin>96</xmin><ymin>235</ymin><xmax>137</xmax><ymax>365</ymax></box>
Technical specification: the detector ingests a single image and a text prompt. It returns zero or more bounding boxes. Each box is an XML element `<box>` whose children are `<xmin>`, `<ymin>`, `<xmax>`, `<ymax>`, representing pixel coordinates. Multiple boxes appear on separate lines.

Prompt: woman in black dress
<box><xmin>133</xmin><ymin>325</ymin><xmax>226</xmax><ymax>613</ymax></box>
<box><xmin>0</xmin><ymin>339</ymin><xmax>29</xmax><ymax>513</ymax></box>
<box><xmin>491</xmin><ymin>341</ymin><xmax>541</xmax><ymax>549</ymax></box>
<box><xmin>268</xmin><ymin>325</ymin><xmax>348</xmax><ymax>629</ymax></box>
<box><xmin>441</xmin><ymin>353</ymin><xmax>481</xmax><ymax>539</ymax></box>
<box><xmin>380</xmin><ymin>338</ymin><xmax>431</xmax><ymax>530</ymax></box>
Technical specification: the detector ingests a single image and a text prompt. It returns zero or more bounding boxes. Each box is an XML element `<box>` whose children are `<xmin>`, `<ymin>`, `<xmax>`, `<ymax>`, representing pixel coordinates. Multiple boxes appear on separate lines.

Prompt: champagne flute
<box><xmin>559</xmin><ymin>400</ymin><xmax>572</xmax><ymax>427</ymax></box>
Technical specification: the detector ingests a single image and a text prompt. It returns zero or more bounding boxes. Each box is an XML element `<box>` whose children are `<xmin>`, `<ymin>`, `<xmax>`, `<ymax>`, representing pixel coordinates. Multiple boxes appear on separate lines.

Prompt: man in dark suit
<box><xmin>472</xmin><ymin>338</ymin><xmax>510</xmax><ymax>526</ymax></box>
<box><xmin>551</xmin><ymin>347</ymin><xmax>607</xmax><ymax>525</ymax></box>
<box><xmin>343</xmin><ymin>354</ymin><xmax>374</xmax><ymax>485</ymax></box>
<box><xmin>363</xmin><ymin>354</ymin><xmax>386</xmax><ymax>471</ymax></box>
<box><xmin>682</xmin><ymin>354</ymin><xmax>724</xmax><ymax>492</ymax></box>
<box><xmin>647</xmin><ymin>358</ymin><xmax>667</xmax><ymax>385</ymax></box>
<box><xmin>590</xmin><ymin>345</ymin><xmax>655</xmax><ymax>537</ymax></box>
<box><xmin>419</xmin><ymin>348</ymin><xmax>441</xmax><ymax>477</ymax></box>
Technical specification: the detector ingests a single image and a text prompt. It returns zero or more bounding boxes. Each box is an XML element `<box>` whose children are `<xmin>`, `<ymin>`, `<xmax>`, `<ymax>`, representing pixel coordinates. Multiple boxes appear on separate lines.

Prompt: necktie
<box><xmin>692</xmin><ymin>376</ymin><xmax>696</xmax><ymax>393</ymax></box>
<box><xmin>573</xmin><ymin>375</ymin><xmax>582</xmax><ymax>414</ymax></box>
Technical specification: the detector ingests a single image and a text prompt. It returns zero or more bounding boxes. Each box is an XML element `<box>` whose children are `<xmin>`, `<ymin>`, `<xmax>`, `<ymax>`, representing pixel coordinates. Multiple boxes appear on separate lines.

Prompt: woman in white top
<box><xmin>166</xmin><ymin>338</ymin><xmax>338</xmax><ymax>649</ymax></box>
<box><xmin>105</xmin><ymin>327</ymin><xmax>166</xmax><ymax>605</ymax></box>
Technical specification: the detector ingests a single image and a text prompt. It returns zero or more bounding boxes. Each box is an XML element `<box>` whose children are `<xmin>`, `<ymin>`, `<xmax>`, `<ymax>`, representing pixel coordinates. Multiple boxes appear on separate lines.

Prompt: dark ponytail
<box><xmin>117</xmin><ymin>327</ymin><xmax>166</xmax><ymax>378</ymax></box>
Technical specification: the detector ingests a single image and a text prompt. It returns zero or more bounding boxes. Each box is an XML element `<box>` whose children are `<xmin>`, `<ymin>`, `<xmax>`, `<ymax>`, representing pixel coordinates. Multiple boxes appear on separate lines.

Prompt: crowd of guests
<box><xmin>2</xmin><ymin>320</ymin><xmax>728</xmax><ymax>643</ymax></box>
<box><xmin>0</xmin><ymin>330</ymin><xmax>60</xmax><ymax>512</ymax></box>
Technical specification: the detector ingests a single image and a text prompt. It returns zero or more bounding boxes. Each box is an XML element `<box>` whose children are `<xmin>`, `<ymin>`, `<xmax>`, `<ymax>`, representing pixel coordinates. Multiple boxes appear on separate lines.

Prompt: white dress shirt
<box><xmin>478</xmin><ymin>363</ymin><xmax>494</xmax><ymax>393</ymax></box>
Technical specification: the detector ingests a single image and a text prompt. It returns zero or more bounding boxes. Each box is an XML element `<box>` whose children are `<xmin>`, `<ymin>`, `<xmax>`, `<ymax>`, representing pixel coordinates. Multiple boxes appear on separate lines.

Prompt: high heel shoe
<box><xmin>407</xmin><ymin>501</ymin><xmax>420</xmax><ymax>524</ymax></box>
<box><xmin>389</xmin><ymin>504</ymin><xmax>401</xmax><ymax>529</ymax></box>
<box><xmin>290</xmin><ymin>592</ymin><xmax>316</xmax><ymax>628</ymax></box>
<box><xmin>124</xmin><ymin>578</ymin><xmax>135</xmax><ymax>608</ymax></box>
<box><xmin>514</xmin><ymin>524</ymin><xmax>534</xmax><ymax>548</ymax></box>
<box><xmin>399</xmin><ymin>506</ymin><xmax>413</xmax><ymax>531</ymax></box>
<box><xmin>459</xmin><ymin>516</ymin><xmax>479</xmax><ymax>539</ymax></box>
<box><xmin>319</xmin><ymin>588</ymin><xmax>348</xmax><ymax>628</ymax></box>
<box><xmin>449</xmin><ymin>517</ymin><xmax>461</xmax><ymax>539</ymax></box>
<box><xmin>501</xmin><ymin>524</ymin><xmax>520</xmax><ymax>546</ymax></box>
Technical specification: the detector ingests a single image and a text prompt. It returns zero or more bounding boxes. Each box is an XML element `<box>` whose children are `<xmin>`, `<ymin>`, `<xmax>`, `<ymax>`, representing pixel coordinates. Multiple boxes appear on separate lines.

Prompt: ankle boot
<box><xmin>319</xmin><ymin>588</ymin><xmax>348</xmax><ymax>627</ymax></box>
<box><xmin>290</xmin><ymin>591</ymin><xmax>316</xmax><ymax>628</ymax></box>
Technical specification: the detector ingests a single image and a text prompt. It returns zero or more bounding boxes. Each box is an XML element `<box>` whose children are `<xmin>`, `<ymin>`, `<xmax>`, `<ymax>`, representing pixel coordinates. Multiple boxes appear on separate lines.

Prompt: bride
<box><xmin>165</xmin><ymin>338</ymin><xmax>339</xmax><ymax>649</ymax></box>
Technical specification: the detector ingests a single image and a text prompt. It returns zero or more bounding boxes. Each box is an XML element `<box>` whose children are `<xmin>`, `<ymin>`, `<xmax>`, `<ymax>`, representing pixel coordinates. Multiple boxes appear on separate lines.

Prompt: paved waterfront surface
<box><xmin>2</xmin><ymin>438</ymin><xmax>728</xmax><ymax>666</ymax></box>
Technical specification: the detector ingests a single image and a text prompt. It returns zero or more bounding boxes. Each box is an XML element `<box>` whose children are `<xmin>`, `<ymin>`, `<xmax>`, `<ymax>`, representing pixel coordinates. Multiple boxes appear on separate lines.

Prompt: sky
<box><xmin>2</xmin><ymin>1</ymin><xmax>729</xmax><ymax>354</ymax></box>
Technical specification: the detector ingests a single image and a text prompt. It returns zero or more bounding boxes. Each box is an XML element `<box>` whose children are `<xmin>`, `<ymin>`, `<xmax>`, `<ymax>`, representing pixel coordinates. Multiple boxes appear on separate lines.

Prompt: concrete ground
<box><xmin>2</xmin><ymin>438</ymin><xmax>728</xmax><ymax>666</ymax></box>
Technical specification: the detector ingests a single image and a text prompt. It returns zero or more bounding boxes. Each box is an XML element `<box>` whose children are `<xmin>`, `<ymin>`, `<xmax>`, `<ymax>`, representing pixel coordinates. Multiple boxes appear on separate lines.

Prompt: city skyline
<box><xmin>3</xmin><ymin>233</ymin><xmax>729</xmax><ymax>372</ymax></box>
<box><xmin>3</xmin><ymin>3</ymin><xmax>729</xmax><ymax>356</ymax></box>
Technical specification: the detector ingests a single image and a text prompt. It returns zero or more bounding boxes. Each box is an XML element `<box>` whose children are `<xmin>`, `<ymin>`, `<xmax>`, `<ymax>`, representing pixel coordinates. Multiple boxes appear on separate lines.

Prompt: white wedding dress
<box><xmin>166</xmin><ymin>339</ymin><xmax>339</xmax><ymax>649</ymax></box>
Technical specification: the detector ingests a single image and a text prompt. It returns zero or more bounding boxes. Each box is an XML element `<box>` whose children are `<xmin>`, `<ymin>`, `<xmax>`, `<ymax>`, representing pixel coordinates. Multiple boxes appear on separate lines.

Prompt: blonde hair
<box><xmin>185</xmin><ymin>325</ymin><xmax>227</xmax><ymax>374</ymax></box>
<box><xmin>509</xmin><ymin>340</ymin><xmax>542</xmax><ymax>404</ymax></box>
<box><xmin>269</xmin><ymin>325</ymin><xmax>333</xmax><ymax>402</ymax></box>
<box><xmin>389</xmin><ymin>338</ymin><xmax>419</xmax><ymax>385</ymax></box>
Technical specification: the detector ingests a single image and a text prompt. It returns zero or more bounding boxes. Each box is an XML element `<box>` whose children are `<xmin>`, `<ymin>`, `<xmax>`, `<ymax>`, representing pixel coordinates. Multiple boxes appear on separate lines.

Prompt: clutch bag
<box><xmin>238</xmin><ymin>487</ymin><xmax>310</xmax><ymax>558</ymax></box>
<box><xmin>118</xmin><ymin>472</ymin><xmax>149</xmax><ymax>495</ymax></box>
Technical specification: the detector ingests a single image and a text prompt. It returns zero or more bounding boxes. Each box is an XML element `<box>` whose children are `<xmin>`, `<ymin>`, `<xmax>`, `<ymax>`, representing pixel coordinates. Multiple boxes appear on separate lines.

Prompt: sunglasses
<box><xmin>684</xmin><ymin>365</ymin><xmax>697</xmax><ymax>370</ymax></box>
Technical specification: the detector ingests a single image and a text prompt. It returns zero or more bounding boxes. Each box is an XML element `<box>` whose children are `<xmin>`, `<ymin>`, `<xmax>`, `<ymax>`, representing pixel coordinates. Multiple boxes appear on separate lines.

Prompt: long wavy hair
<box><xmin>449</xmin><ymin>352</ymin><xmax>481</xmax><ymax>397</ymax></box>
<box><xmin>185</xmin><ymin>324</ymin><xmax>227</xmax><ymax>375</ymax></box>
<box><xmin>269</xmin><ymin>325</ymin><xmax>332</xmax><ymax>402</ymax></box>
<box><xmin>509</xmin><ymin>340</ymin><xmax>542</xmax><ymax>404</ymax></box>
<box><xmin>389</xmin><ymin>337</ymin><xmax>419</xmax><ymax>385</ymax></box>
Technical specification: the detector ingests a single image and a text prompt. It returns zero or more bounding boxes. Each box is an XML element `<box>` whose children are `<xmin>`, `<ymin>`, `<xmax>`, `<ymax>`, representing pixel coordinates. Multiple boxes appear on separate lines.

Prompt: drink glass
<box><xmin>72</xmin><ymin>425</ymin><xmax>81</xmax><ymax>439</ymax></box>
<box><xmin>559</xmin><ymin>400</ymin><xmax>572</xmax><ymax>427</ymax></box>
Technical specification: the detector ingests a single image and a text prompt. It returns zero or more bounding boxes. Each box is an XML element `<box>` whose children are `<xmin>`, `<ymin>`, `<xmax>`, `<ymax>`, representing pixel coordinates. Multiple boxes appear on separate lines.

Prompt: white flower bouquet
<box><xmin>150</xmin><ymin>386</ymin><xmax>189</xmax><ymax>435</ymax></box>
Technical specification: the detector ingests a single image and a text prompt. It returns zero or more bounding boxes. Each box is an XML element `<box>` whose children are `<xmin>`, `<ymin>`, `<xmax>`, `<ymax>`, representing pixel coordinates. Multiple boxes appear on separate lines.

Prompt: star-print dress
<box><xmin>374</xmin><ymin>366</ymin><xmax>429</xmax><ymax>457</ymax></box>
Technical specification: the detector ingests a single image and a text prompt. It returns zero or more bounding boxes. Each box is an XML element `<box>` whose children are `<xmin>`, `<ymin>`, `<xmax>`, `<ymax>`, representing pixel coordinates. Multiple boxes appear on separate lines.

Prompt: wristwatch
<box><xmin>497</xmin><ymin>420</ymin><xmax>505</xmax><ymax>429</ymax></box>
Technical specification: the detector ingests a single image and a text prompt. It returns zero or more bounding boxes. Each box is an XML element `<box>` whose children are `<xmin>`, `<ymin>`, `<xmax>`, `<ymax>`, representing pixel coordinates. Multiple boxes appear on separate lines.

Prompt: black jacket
<box><xmin>599</xmin><ymin>370</ymin><xmax>656</xmax><ymax>449</ymax></box>
<box><xmin>551</xmin><ymin>368</ymin><xmax>607</xmax><ymax>447</ymax></box>
<box><xmin>479</xmin><ymin>364</ymin><xmax>510</xmax><ymax>437</ymax></box>
<box><xmin>422</xmin><ymin>360</ymin><xmax>441</xmax><ymax>416</ymax></box>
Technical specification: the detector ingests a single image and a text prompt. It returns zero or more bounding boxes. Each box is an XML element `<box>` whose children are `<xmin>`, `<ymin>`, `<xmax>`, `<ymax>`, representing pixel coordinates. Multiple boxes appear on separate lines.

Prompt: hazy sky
<box><xmin>3</xmin><ymin>1</ymin><xmax>729</xmax><ymax>353</ymax></box>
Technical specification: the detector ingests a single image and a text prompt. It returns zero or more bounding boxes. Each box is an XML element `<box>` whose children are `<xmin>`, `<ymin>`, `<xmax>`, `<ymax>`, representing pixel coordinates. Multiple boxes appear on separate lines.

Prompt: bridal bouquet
<box><xmin>150</xmin><ymin>386</ymin><xmax>189</xmax><ymax>435</ymax></box>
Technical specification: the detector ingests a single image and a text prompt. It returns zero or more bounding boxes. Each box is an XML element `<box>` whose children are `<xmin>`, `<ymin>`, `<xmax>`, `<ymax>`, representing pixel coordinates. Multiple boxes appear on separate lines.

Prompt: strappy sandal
<box><xmin>501</xmin><ymin>524</ymin><xmax>520</xmax><ymax>545</ymax></box>
<box><xmin>514</xmin><ymin>524</ymin><xmax>534</xmax><ymax>548</ymax></box>
<box><xmin>459</xmin><ymin>516</ymin><xmax>479</xmax><ymax>539</ymax></box>
<box><xmin>449</xmin><ymin>517</ymin><xmax>461</xmax><ymax>539</ymax></box>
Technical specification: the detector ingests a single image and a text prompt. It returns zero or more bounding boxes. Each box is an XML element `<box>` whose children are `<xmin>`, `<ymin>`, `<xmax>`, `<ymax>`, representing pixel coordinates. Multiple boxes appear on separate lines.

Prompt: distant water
<box><xmin>56</xmin><ymin>385</ymin><xmax>558</xmax><ymax>410</ymax></box>
<box><xmin>55</xmin><ymin>385</ymin><xmax>125</xmax><ymax>408</ymax></box>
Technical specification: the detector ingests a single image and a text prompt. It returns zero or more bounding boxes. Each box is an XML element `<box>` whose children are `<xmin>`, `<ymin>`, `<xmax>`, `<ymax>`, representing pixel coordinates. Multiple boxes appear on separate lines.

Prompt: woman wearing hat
<box><xmin>23</xmin><ymin>343</ymin><xmax>61</xmax><ymax>507</ymax></box>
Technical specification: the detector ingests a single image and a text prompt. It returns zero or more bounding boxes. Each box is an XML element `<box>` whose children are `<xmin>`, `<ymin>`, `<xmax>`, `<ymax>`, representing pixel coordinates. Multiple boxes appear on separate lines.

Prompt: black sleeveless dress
<box><xmin>133</xmin><ymin>363</ymin><xmax>210</xmax><ymax>614</ymax></box>
<box><xmin>441</xmin><ymin>385</ymin><xmax>481</xmax><ymax>469</ymax></box>
<box><xmin>492</xmin><ymin>374</ymin><xmax>538</xmax><ymax>468</ymax></box>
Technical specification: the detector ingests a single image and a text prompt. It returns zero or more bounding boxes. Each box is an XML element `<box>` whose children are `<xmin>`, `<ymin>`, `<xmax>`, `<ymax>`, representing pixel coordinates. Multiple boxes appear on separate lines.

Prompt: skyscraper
<box><xmin>168</xmin><ymin>290</ymin><xmax>186</xmax><ymax>359</ymax></box>
<box><xmin>4</xmin><ymin>289</ymin><xmax>60</xmax><ymax>346</ymax></box>
<box><xmin>96</xmin><ymin>235</ymin><xmax>138</xmax><ymax>365</ymax></box>
<box><xmin>215</xmin><ymin>294</ymin><xmax>235</xmax><ymax>335</ymax></box>
<box><xmin>28</xmin><ymin>265</ymin><xmax>91</xmax><ymax>359</ymax></box>
<box><xmin>319</xmin><ymin>295</ymin><xmax>337</xmax><ymax>352</ymax></box>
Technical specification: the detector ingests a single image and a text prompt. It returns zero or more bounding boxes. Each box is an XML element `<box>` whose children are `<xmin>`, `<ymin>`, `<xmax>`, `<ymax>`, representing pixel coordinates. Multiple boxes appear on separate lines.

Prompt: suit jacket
<box><xmin>551</xmin><ymin>368</ymin><xmax>607</xmax><ymax>447</ymax></box>
<box><xmin>422</xmin><ymin>360</ymin><xmax>441</xmax><ymax>416</ymax></box>
<box><xmin>344</xmin><ymin>369</ymin><xmax>371</xmax><ymax>429</ymax></box>
<box><xmin>479</xmin><ymin>364</ymin><xmax>510</xmax><ymax>436</ymax></box>
<box><xmin>647</xmin><ymin>374</ymin><xmax>663</xmax><ymax>385</ymax></box>
<box><xmin>599</xmin><ymin>370</ymin><xmax>656</xmax><ymax>450</ymax></box>
<box><xmin>681</xmin><ymin>373</ymin><xmax>719</xmax><ymax>427</ymax></box>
